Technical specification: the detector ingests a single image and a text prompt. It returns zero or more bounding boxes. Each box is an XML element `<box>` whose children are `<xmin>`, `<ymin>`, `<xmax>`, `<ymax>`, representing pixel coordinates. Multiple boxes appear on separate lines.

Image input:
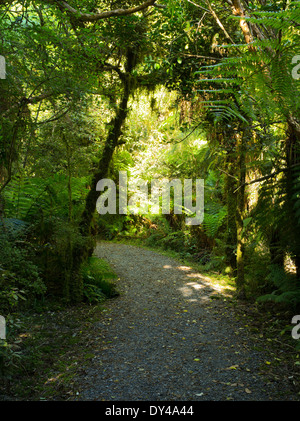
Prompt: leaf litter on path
<box><xmin>71</xmin><ymin>241</ymin><xmax>297</xmax><ymax>402</ymax></box>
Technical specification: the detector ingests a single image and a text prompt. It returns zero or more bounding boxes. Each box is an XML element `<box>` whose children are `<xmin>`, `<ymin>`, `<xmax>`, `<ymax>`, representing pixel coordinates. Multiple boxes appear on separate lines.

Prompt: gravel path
<box><xmin>74</xmin><ymin>241</ymin><xmax>294</xmax><ymax>401</ymax></box>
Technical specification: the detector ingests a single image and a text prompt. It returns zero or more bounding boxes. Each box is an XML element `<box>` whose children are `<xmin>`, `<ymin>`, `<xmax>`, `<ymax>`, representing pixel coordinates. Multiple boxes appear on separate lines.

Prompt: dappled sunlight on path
<box><xmin>72</xmin><ymin>241</ymin><xmax>293</xmax><ymax>401</ymax></box>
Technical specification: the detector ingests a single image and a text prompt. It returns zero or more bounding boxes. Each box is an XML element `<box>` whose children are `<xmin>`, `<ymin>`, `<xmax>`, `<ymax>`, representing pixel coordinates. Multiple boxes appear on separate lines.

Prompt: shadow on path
<box><xmin>73</xmin><ymin>241</ymin><xmax>294</xmax><ymax>401</ymax></box>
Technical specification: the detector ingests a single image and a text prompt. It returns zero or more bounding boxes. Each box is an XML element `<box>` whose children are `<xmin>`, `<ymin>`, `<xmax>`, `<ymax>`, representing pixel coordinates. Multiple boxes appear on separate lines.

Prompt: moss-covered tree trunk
<box><xmin>235</xmin><ymin>130</ymin><xmax>247</xmax><ymax>298</ymax></box>
<box><xmin>79</xmin><ymin>88</ymin><xmax>130</xmax><ymax>236</ymax></box>
<box><xmin>285</xmin><ymin>118</ymin><xmax>300</xmax><ymax>280</ymax></box>
<box><xmin>69</xmin><ymin>49</ymin><xmax>138</xmax><ymax>302</ymax></box>
<box><xmin>224</xmin><ymin>157</ymin><xmax>237</xmax><ymax>272</ymax></box>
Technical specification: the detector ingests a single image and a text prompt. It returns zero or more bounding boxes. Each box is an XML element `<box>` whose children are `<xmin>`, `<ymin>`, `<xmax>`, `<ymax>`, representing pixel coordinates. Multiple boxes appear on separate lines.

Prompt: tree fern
<box><xmin>195</xmin><ymin>2</ymin><xmax>300</xmax><ymax>126</ymax></box>
<box><xmin>193</xmin><ymin>2</ymin><xmax>300</xmax><ymax>297</ymax></box>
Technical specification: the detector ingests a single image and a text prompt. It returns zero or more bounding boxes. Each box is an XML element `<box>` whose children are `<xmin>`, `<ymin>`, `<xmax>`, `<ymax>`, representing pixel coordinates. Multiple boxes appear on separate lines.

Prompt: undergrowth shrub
<box><xmin>198</xmin><ymin>237</ymin><xmax>226</xmax><ymax>272</ymax></box>
<box><xmin>161</xmin><ymin>231</ymin><xmax>185</xmax><ymax>251</ymax></box>
<box><xmin>257</xmin><ymin>264</ymin><xmax>300</xmax><ymax>311</ymax></box>
<box><xmin>97</xmin><ymin>213</ymin><xmax>127</xmax><ymax>240</ymax></box>
<box><xmin>30</xmin><ymin>217</ymin><xmax>89</xmax><ymax>302</ymax></box>
<box><xmin>81</xmin><ymin>257</ymin><xmax>119</xmax><ymax>304</ymax></box>
<box><xmin>145</xmin><ymin>232</ymin><xmax>165</xmax><ymax>247</ymax></box>
<box><xmin>0</xmin><ymin>231</ymin><xmax>46</xmax><ymax>313</ymax></box>
<box><xmin>0</xmin><ymin>227</ymin><xmax>46</xmax><ymax>376</ymax></box>
<box><xmin>243</xmin><ymin>242</ymin><xmax>272</xmax><ymax>298</ymax></box>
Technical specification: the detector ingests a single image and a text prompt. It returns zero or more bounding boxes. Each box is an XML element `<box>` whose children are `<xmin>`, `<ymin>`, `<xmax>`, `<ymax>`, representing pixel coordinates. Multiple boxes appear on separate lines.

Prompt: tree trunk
<box><xmin>69</xmin><ymin>49</ymin><xmax>137</xmax><ymax>302</ymax></box>
<box><xmin>225</xmin><ymin>166</ymin><xmax>237</xmax><ymax>272</ymax></box>
<box><xmin>235</xmin><ymin>130</ymin><xmax>247</xmax><ymax>298</ymax></box>
<box><xmin>231</xmin><ymin>0</ymin><xmax>255</xmax><ymax>49</ymax></box>
<box><xmin>79</xmin><ymin>84</ymin><xmax>131</xmax><ymax>236</ymax></box>
<box><xmin>285</xmin><ymin>118</ymin><xmax>300</xmax><ymax>279</ymax></box>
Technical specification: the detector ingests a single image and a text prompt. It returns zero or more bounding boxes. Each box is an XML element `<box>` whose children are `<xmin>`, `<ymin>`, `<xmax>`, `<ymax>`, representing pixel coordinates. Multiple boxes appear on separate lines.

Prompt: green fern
<box><xmin>195</xmin><ymin>2</ymin><xmax>300</xmax><ymax>126</ymax></box>
<box><xmin>203</xmin><ymin>203</ymin><xmax>227</xmax><ymax>239</ymax></box>
<box><xmin>3</xmin><ymin>174</ymin><xmax>88</xmax><ymax>222</ymax></box>
<box><xmin>3</xmin><ymin>176</ymin><xmax>56</xmax><ymax>221</ymax></box>
<box><xmin>257</xmin><ymin>264</ymin><xmax>300</xmax><ymax>308</ymax></box>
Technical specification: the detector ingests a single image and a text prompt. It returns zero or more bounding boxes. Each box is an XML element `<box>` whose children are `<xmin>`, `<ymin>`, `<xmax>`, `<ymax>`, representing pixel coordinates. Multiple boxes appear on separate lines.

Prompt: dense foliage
<box><xmin>1</xmin><ymin>0</ymin><xmax>300</xmax><ymax>379</ymax></box>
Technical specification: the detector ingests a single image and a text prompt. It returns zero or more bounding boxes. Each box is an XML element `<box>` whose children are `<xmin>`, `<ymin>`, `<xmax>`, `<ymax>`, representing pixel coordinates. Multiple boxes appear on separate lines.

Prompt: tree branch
<box><xmin>3</xmin><ymin>91</ymin><xmax>54</xmax><ymax>118</ymax></box>
<box><xmin>103</xmin><ymin>62</ymin><xmax>126</xmax><ymax>82</ymax></box>
<box><xmin>185</xmin><ymin>0</ymin><xmax>209</xmax><ymax>12</ymax></box>
<box><xmin>234</xmin><ymin>163</ymin><xmax>300</xmax><ymax>193</ymax></box>
<box><xmin>52</xmin><ymin>0</ymin><xmax>157</xmax><ymax>22</ymax></box>
<box><xmin>205</xmin><ymin>0</ymin><xmax>235</xmax><ymax>44</ymax></box>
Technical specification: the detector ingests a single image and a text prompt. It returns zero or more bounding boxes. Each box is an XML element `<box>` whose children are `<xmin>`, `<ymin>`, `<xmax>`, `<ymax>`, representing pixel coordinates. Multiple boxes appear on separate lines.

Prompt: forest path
<box><xmin>74</xmin><ymin>241</ymin><xmax>291</xmax><ymax>401</ymax></box>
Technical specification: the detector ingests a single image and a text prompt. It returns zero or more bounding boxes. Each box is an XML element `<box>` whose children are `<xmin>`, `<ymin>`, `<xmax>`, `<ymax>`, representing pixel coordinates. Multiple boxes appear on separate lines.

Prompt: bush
<box><xmin>257</xmin><ymin>264</ymin><xmax>300</xmax><ymax>310</ymax></box>
<box><xmin>0</xmin><ymin>231</ymin><xmax>46</xmax><ymax>312</ymax></box>
<box><xmin>30</xmin><ymin>217</ymin><xmax>90</xmax><ymax>302</ymax></box>
<box><xmin>161</xmin><ymin>231</ymin><xmax>186</xmax><ymax>251</ymax></box>
<box><xmin>81</xmin><ymin>257</ymin><xmax>119</xmax><ymax>304</ymax></box>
